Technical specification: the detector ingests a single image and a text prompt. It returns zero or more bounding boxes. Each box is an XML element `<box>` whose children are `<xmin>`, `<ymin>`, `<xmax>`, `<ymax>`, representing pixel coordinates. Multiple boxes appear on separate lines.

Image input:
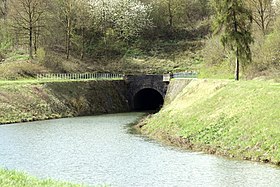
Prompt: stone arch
<box><xmin>133</xmin><ymin>88</ymin><xmax>164</xmax><ymax>111</ymax></box>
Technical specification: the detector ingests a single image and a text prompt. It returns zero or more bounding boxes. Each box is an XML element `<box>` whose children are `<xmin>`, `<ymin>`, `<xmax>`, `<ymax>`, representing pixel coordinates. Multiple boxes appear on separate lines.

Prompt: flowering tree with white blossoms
<box><xmin>90</xmin><ymin>0</ymin><xmax>152</xmax><ymax>41</ymax></box>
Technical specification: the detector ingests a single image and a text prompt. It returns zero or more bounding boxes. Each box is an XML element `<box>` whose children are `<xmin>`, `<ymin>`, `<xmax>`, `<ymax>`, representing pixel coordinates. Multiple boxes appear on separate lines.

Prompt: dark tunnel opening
<box><xmin>133</xmin><ymin>88</ymin><xmax>164</xmax><ymax>111</ymax></box>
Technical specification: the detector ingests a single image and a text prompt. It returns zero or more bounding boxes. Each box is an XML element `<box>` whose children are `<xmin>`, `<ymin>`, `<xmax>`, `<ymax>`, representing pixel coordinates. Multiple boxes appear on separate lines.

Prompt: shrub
<box><xmin>200</xmin><ymin>35</ymin><xmax>234</xmax><ymax>79</ymax></box>
<box><xmin>247</xmin><ymin>16</ymin><xmax>280</xmax><ymax>79</ymax></box>
<box><xmin>36</xmin><ymin>47</ymin><xmax>46</xmax><ymax>63</ymax></box>
<box><xmin>0</xmin><ymin>61</ymin><xmax>47</xmax><ymax>79</ymax></box>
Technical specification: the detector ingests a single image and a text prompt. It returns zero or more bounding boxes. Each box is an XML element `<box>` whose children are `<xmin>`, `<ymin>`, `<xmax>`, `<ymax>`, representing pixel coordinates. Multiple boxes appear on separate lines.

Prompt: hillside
<box><xmin>0</xmin><ymin>39</ymin><xmax>204</xmax><ymax>80</ymax></box>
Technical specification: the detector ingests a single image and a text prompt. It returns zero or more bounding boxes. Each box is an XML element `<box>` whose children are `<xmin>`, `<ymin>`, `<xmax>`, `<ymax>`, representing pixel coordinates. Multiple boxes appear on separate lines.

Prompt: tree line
<box><xmin>0</xmin><ymin>0</ymin><xmax>279</xmax><ymax>79</ymax></box>
<box><xmin>0</xmin><ymin>0</ymin><xmax>210</xmax><ymax>59</ymax></box>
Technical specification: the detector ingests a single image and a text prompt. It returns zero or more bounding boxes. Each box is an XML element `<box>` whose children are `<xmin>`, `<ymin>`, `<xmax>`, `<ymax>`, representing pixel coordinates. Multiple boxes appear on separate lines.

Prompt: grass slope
<box><xmin>141</xmin><ymin>79</ymin><xmax>280</xmax><ymax>165</ymax></box>
<box><xmin>0</xmin><ymin>80</ymin><xmax>128</xmax><ymax>124</ymax></box>
<box><xmin>0</xmin><ymin>169</ymin><xmax>85</xmax><ymax>187</ymax></box>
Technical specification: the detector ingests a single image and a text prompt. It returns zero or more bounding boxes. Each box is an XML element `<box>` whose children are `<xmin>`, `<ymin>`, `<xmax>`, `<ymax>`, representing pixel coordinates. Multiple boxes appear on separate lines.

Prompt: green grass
<box><xmin>141</xmin><ymin>79</ymin><xmax>280</xmax><ymax>165</ymax></box>
<box><xmin>0</xmin><ymin>168</ymin><xmax>87</xmax><ymax>187</ymax></box>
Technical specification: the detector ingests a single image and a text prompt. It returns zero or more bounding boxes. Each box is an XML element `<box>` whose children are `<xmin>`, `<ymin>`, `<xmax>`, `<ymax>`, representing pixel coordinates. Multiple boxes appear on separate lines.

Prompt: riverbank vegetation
<box><xmin>139</xmin><ymin>79</ymin><xmax>280</xmax><ymax>165</ymax></box>
<box><xmin>0</xmin><ymin>168</ymin><xmax>87</xmax><ymax>187</ymax></box>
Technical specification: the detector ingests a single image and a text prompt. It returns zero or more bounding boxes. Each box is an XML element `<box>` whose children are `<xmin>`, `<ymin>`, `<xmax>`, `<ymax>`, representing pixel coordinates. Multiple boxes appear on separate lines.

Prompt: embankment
<box><xmin>139</xmin><ymin>79</ymin><xmax>280</xmax><ymax>165</ymax></box>
<box><xmin>0</xmin><ymin>80</ymin><xmax>129</xmax><ymax>124</ymax></box>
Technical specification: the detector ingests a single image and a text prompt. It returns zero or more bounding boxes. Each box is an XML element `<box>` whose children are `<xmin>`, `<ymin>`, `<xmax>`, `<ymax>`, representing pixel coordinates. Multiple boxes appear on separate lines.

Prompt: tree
<box><xmin>247</xmin><ymin>0</ymin><xmax>274</xmax><ymax>35</ymax></box>
<box><xmin>212</xmin><ymin>0</ymin><xmax>254</xmax><ymax>80</ymax></box>
<box><xmin>9</xmin><ymin>0</ymin><xmax>47</xmax><ymax>59</ymax></box>
<box><xmin>56</xmin><ymin>0</ymin><xmax>78</xmax><ymax>59</ymax></box>
<box><xmin>74</xmin><ymin>0</ymin><xmax>92</xmax><ymax>59</ymax></box>
<box><xmin>112</xmin><ymin>0</ymin><xmax>152</xmax><ymax>41</ymax></box>
<box><xmin>184</xmin><ymin>0</ymin><xmax>211</xmax><ymax>26</ymax></box>
<box><xmin>90</xmin><ymin>0</ymin><xmax>152</xmax><ymax>41</ymax></box>
<box><xmin>150</xmin><ymin>0</ymin><xmax>182</xmax><ymax>30</ymax></box>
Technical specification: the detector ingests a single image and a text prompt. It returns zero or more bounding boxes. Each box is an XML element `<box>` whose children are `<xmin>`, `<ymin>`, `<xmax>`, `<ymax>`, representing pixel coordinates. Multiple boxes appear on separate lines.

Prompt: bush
<box><xmin>0</xmin><ymin>61</ymin><xmax>47</xmax><ymax>79</ymax></box>
<box><xmin>36</xmin><ymin>47</ymin><xmax>46</xmax><ymax>63</ymax></box>
<box><xmin>201</xmin><ymin>36</ymin><xmax>227</xmax><ymax>66</ymax></box>
<box><xmin>200</xmin><ymin>35</ymin><xmax>235</xmax><ymax>79</ymax></box>
<box><xmin>0</xmin><ymin>21</ymin><xmax>12</xmax><ymax>57</ymax></box>
<box><xmin>247</xmin><ymin>16</ymin><xmax>280</xmax><ymax>79</ymax></box>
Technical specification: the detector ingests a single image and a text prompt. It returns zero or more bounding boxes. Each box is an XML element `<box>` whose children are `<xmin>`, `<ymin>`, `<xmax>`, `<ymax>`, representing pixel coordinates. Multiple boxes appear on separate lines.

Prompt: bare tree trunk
<box><xmin>235</xmin><ymin>48</ymin><xmax>239</xmax><ymax>81</ymax></box>
<box><xmin>15</xmin><ymin>31</ymin><xmax>19</xmax><ymax>49</ymax></box>
<box><xmin>102</xmin><ymin>0</ymin><xmax>107</xmax><ymax>46</ymax></box>
<box><xmin>81</xmin><ymin>27</ymin><xmax>85</xmax><ymax>60</ymax></box>
<box><xmin>260</xmin><ymin>3</ymin><xmax>266</xmax><ymax>35</ymax></box>
<box><xmin>66</xmin><ymin>2</ymin><xmax>71</xmax><ymax>60</ymax></box>
<box><xmin>168</xmin><ymin>0</ymin><xmax>173</xmax><ymax>29</ymax></box>
<box><xmin>3</xmin><ymin>0</ymin><xmax>7</xmax><ymax>21</ymax></box>
<box><xmin>34</xmin><ymin>22</ymin><xmax>39</xmax><ymax>55</ymax></box>
<box><xmin>29</xmin><ymin>26</ymin><xmax>33</xmax><ymax>59</ymax></box>
<box><xmin>29</xmin><ymin>4</ymin><xmax>33</xmax><ymax>59</ymax></box>
<box><xmin>66</xmin><ymin>17</ymin><xmax>71</xmax><ymax>59</ymax></box>
<box><xmin>233</xmin><ymin>2</ymin><xmax>239</xmax><ymax>81</ymax></box>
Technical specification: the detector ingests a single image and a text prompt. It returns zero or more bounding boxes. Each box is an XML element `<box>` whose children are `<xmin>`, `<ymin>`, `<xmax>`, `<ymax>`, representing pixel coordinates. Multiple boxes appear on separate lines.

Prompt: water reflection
<box><xmin>0</xmin><ymin>113</ymin><xmax>279</xmax><ymax>187</ymax></box>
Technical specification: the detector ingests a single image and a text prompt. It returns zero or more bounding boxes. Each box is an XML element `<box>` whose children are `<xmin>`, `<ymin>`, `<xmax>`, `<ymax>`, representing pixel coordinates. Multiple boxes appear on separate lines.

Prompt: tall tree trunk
<box><xmin>81</xmin><ymin>27</ymin><xmax>85</xmax><ymax>60</ymax></box>
<box><xmin>29</xmin><ymin>25</ymin><xmax>33</xmax><ymax>59</ymax></box>
<box><xmin>233</xmin><ymin>2</ymin><xmax>239</xmax><ymax>81</ymax></box>
<box><xmin>15</xmin><ymin>31</ymin><xmax>19</xmax><ymax>50</ymax></box>
<box><xmin>66</xmin><ymin>0</ymin><xmax>72</xmax><ymax>60</ymax></box>
<box><xmin>168</xmin><ymin>0</ymin><xmax>173</xmax><ymax>29</ymax></box>
<box><xmin>66</xmin><ymin>17</ymin><xmax>71</xmax><ymax>59</ymax></box>
<box><xmin>29</xmin><ymin>6</ymin><xmax>33</xmax><ymax>59</ymax></box>
<box><xmin>34</xmin><ymin>23</ymin><xmax>39</xmax><ymax>55</ymax></box>
<box><xmin>102</xmin><ymin>0</ymin><xmax>107</xmax><ymax>46</ymax></box>
<box><xmin>259</xmin><ymin>0</ymin><xmax>266</xmax><ymax>35</ymax></box>
<box><xmin>3</xmin><ymin>0</ymin><xmax>7</xmax><ymax>21</ymax></box>
<box><xmin>235</xmin><ymin>48</ymin><xmax>239</xmax><ymax>81</ymax></box>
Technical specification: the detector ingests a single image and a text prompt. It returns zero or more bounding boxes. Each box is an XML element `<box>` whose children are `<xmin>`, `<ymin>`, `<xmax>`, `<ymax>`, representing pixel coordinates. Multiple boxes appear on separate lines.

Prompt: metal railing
<box><xmin>172</xmin><ymin>72</ymin><xmax>198</xmax><ymax>79</ymax></box>
<box><xmin>36</xmin><ymin>73</ymin><xmax>124</xmax><ymax>80</ymax></box>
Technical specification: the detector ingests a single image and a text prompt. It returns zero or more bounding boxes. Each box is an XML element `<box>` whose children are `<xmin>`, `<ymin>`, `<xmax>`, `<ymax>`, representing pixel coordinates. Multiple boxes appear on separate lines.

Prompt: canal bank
<box><xmin>0</xmin><ymin>80</ymin><xmax>129</xmax><ymax>124</ymax></box>
<box><xmin>138</xmin><ymin>79</ymin><xmax>280</xmax><ymax>166</ymax></box>
<box><xmin>1</xmin><ymin>78</ymin><xmax>280</xmax><ymax>166</ymax></box>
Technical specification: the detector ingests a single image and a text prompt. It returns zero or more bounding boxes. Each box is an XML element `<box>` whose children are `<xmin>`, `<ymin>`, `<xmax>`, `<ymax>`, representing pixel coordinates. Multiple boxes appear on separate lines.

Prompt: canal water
<box><xmin>0</xmin><ymin>113</ymin><xmax>280</xmax><ymax>187</ymax></box>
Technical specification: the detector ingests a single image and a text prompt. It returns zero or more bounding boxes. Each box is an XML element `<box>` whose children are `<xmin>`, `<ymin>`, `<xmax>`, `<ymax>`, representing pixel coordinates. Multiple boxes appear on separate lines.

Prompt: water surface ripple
<box><xmin>0</xmin><ymin>113</ymin><xmax>279</xmax><ymax>187</ymax></box>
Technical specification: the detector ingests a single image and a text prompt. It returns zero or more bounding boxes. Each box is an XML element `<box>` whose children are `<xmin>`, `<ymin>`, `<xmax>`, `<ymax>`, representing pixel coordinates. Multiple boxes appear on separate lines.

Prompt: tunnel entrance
<box><xmin>133</xmin><ymin>88</ymin><xmax>164</xmax><ymax>111</ymax></box>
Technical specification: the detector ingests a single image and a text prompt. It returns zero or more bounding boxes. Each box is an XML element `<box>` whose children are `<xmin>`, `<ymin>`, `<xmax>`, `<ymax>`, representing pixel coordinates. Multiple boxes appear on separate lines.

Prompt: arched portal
<box><xmin>133</xmin><ymin>88</ymin><xmax>164</xmax><ymax>111</ymax></box>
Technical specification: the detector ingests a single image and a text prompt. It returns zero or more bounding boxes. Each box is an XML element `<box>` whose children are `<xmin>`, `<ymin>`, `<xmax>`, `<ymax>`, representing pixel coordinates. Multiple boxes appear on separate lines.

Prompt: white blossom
<box><xmin>89</xmin><ymin>0</ymin><xmax>152</xmax><ymax>40</ymax></box>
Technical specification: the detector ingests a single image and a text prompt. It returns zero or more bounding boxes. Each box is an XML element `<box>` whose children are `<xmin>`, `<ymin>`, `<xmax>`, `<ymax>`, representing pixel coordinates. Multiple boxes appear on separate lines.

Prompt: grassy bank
<box><xmin>139</xmin><ymin>79</ymin><xmax>280</xmax><ymax>165</ymax></box>
<box><xmin>0</xmin><ymin>80</ymin><xmax>129</xmax><ymax>124</ymax></box>
<box><xmin>0</xmin><ymin>169</ymin><xmax>86</xmax><ymax>187</ymax></box>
